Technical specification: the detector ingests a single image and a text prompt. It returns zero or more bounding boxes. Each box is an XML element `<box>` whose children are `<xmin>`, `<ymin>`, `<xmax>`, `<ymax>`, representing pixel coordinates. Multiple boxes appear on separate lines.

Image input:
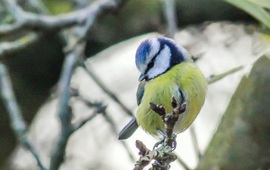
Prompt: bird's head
<box><xmin>135</xmin><ymin>37</ymin><xmax>191</xmax><ymax>81</ymax></box>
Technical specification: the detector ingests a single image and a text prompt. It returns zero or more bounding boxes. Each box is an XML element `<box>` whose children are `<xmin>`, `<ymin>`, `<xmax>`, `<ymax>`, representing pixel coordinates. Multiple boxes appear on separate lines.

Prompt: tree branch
<box><xmin>49</xmin><ymin>0</ymin><xmax>130</xmax><ymax>168</ymax></box>
<box><xmin>207</xmin><ymin>65</ymin><xmax>244</xmax><ymax>84</ymax></box>
<box><xmin>72</xmin><ymin>92</ymin><xmax>107</xmax><ymax>131</ymax></box>
<box><xmin>161</xmin><ymin>0</ymin><xmax>178</xmax><ymax>38</ymax></box>
<box><xmin>1</xmin><ymin>0</ymin><xmax>119</xmax><ymax>34</ymax></box>
<box><xmin>70</xmin><ymin>85</ymin><xmax>136</xmax><ymax>162</ymax></box>
<box><xmin>0</xmin><ymin>33</ymin><xmax>39</xmax><ymax>58</ymax></box>
<box><xmin>189</xmin><ymin>126</ymin><xmax>202</xmax><ymax>159</ymax></box>
<box><xmin>102</xmin><ymin>110</ymin><xmax>136</xmax><ymax>162</ymax></box>
<box><xmin>49</xmin><ymin>41</ymin><xmax>85</xmax><ymax>170</ymax></box>
<box><xmin>0</xmin><ymin>63</ymin><xmax>46</xmax><ymax>170</ymax></box>
<box><xmin>1</xmin><ymin>0</ymin><xmax>131</xmax><ymax>168</ymax></box>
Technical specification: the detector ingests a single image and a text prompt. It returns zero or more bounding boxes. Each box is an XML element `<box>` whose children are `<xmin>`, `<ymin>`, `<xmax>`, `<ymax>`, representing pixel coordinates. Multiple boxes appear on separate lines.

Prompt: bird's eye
<box><xmin>148</xmin><ymin>60</ymin><xmax>154</xmax><ymax>69</ymax></box>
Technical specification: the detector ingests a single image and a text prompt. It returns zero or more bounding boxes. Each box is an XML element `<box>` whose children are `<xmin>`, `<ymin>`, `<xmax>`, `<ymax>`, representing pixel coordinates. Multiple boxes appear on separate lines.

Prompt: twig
<box><xmin>2</xmin><ymin>0</ymin><xmax>115</xmax><ymax>33</ymax></box>
<box><xmin>134</xmin><ymin>140</ymin><xmax>177</xmax><ymax>170</ymax></box>
<box><xmin>102</xmin><ymin>111</ymin><xmax>136</xmax><ymax>162</ymax></box>
<box><xmin>71</xmin><ymin>84</ymin><xmax>136</xmax><ymax>161</ymax></box>
<box><xmin>0</xmin><ymin>33</ymin><xmax>39</xmax><ymax>58</ymax></box>
<box><xmin>82</xmin><ymin>63</ymin><xmax>134</xmax><ymax>117</ymax></box>
<box><xmin>73</xmin><ymin>111</ymin><xmax>98</xmax><ymax>131</ymax></box>
<box><xmin>0</xmin><ymin>22</ymin><xmax>25</xmax><ymax>36</ymax></box>
<box><xmin>133</xmin><ymin>140</ymin><xmax>155</xmax><ymax>170</ymax></box>
<box><xmin>0</xmin><ymin>63</ymin><xmax>46</xmax><ymax>170</ymax></box>
<box><xmin>0</xmin><ymin>0</ymin><xmax>47</xmax><ymax>58</ymax></box>
<box><xmin>72</xmin><ymin>93</ymin><xmax>107</xmax><ymax>131</ymax></box>
<box><xmin>134</xmin><ymin>97</ymin><xmax>186</xmax><ymax>170</ymax></box>
<box><xmin>150</xmin><ymin>97</ymin><xmax>186</xmax><ymax>148</ymax></box>
<box><xmin>176</xmin><ymin>155</ymin><xmax>190</xmax><ymax>170</ymax></box>
<box><xmin>27</xmin><ymin>0</ymin><xmax>50</xmax><ymax>14</ymax></box>
<box><xmin>207</xmin><ymin>65</ymin><xmax>243</xmax><ymax>84</ymax></box>
<box><xmin>189</xmin><ymin>126</ymin><xmax>202</xmax><ymax>159</ymax></box>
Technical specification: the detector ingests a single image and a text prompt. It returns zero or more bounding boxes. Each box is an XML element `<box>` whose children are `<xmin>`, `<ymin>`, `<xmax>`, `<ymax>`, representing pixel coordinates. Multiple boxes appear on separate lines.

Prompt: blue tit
<box><xmin>118</xmin><ymin>37</ymin><xmax>207</xmax><ymax>140</ymax></box>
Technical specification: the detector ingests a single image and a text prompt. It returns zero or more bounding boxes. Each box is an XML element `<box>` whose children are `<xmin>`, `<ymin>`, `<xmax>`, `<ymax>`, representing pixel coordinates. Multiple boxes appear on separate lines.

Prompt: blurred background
<box><xmin>0</xmin><ymin>0</ymin><xmax>270</xmax><ymax>169</ymax></box>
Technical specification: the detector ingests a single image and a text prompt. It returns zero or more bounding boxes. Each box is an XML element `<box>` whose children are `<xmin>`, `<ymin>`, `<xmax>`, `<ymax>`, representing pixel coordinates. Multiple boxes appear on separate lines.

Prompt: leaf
<box><xmin>247</xmin><ymin>0</ymin><xmax>270</xmax><ymax>9</ymax></box>
<box><xmin>224</xmin><ymin>0</ymin><xmax>270</xmax><ymax>29</ymax></box>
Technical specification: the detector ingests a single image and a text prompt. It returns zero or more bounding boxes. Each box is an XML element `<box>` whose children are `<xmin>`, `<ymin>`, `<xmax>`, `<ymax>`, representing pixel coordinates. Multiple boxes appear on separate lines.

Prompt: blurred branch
<box><xmin>79</xmin><ymin>66</ymin><xmax>141</xmax><ymax>166</ymax></box>
<box><xmin>70</xmin><ymin>87</ymin><xmax>136</xmax><ymax>162</ymax></box>
<box><xmin>161</xmin><ymin>2</ymin><xmax>200</xmax><ymax>167</ymax></box>
<box><xmin>0</xmin><ymin>22</ymin><xmax>25</xmax><ymax>36</ymax></box>
<box><xmin>72</xmin><ymin>91</ymin><xmax>107</xmax><ymax>131</ymax></box>
<box><xmin>1</xmin><ymin>0</ymin><xmax>130</xmax><ymax>168</ymax></box>
<box><xmin>49</xmin><ymin>0</ymin><xmax>130</xmax><ymax>169</ymax></box>
<box><xmin>0</xmin><ymin>0</ymin><xmax>46</xmax><ymax>58</ymax></box>
<box><xmin>190</xmin><ymin>126</ymin><xmax>202</xmax><ymax>159</ymax></box>
<box><xmin>82</xmin><ymin>63</ymin><xmax>134</xmax><ymax>117</ymax></box>
<box><xmin>27</xmin><ymin>0</ymin><xmax>50</xmax><ymax>14</ymax></box>
<box><xmin>0</xmin><ymin>63</ymin><xmax>46</xmax><ymax>170</ymax></box>
<box><xmin>102</xmin><ymin>110</ymin><xmax>136</xmax><ymax>162</ymax></box>
<box><xmin>49</xmin><ymin>39</ymin><xmax>85</xmax><ymax>170</ymax></box>
<box><xmin>207</xmin><ymin>65</ymin><xmax>244</xmax><ymax>84</ymax></box>
<box><xmin>0</xmin><ymin>33</ymin><xmax>39</xmax><ymax>58</ymax></box>
<box><xmin>176</xmin><ymin>156</ymin><xmax>190</xmax><ymax>170</ymax></box>
<box><xmin>1</xmin><ymin>0</ymin><xmax>117</xmax><ymax>34</ymax></box>
<box><xmin>161</xmin><ymin>0</ymin><xmax>178</xmax><ymax>38</ymax></box>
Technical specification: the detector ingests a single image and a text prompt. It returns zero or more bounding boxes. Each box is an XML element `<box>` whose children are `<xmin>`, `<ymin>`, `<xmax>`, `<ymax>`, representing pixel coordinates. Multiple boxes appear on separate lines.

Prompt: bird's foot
<box><xmin>152</xmin><ymin>129</ymin><xmax>166</xmax><ymax>150</ymax></box>
<box><xmin>171</xmin><ymin>134</ymin><xmax>177</xmax><ymax>150</ymax></box>
<box><xmin>153</xmin><ymin>129</ymin><xmax>177</xmax><ymax>150</ymax></box>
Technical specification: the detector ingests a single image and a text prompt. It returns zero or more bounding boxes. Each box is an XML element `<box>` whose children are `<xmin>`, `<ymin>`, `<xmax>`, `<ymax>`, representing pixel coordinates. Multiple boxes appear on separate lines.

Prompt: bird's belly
<box><xmin>136</xmin><ymin>63</ymin><xmax>207</xmax><ymax>136</ymax></box>
<box><xmin>136</xmin><ymin>82</ymin><xmax>187</xmax><ymax>136</ymax></box>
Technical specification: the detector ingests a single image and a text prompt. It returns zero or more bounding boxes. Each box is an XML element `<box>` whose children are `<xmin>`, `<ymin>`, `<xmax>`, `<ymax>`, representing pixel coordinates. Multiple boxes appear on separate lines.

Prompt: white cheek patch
<box><xmin>147</xmin><ymin>38</ymin><xmax>160</xmax><ymax>63</ymax></box>
<box><xmin>147</xmin><ymin>45</ymin><xmax>171</xmax><ymax>79</ymax></box>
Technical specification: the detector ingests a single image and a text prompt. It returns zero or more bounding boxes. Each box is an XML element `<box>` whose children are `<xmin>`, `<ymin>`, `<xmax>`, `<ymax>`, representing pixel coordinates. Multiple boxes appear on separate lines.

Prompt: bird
<box><xmin>118</xmin><ymin>37</ymin><xmax>207</xmax><ymax>140</ymax></box>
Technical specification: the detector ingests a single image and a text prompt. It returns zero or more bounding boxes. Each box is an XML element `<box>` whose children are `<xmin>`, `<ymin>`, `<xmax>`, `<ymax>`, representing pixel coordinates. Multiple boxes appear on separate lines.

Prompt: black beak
<box><xmin>139</xmin><ymin>73</ymin><xmax>145</xmax><ymax>81</ymax></box>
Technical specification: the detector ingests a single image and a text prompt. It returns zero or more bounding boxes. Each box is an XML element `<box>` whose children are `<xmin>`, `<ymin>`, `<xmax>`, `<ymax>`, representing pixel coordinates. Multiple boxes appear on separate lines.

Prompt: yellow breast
<box><xmin>136</xmin><ymin>62</ymin><xmax>207</xmax><ymax>136</ymax></box>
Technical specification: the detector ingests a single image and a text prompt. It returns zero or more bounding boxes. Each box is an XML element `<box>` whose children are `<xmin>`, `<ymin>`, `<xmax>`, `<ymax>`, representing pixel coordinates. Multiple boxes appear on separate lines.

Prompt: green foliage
<box><xmin>248</xmin><ymin>0</ymin><xmax>270</xmax><ymax>9</ymax></box>
<box><xmin>224</xmin><ymin>0</ymin><xmax>270</xmax><ymax>29</ymax></box>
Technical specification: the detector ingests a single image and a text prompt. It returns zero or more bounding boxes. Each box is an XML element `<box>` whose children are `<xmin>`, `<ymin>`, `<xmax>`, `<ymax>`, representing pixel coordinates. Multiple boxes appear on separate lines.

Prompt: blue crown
<box><xmin>135</xmin><ymin>40</ymin><xmax>151</xmax><ymax>71</ymax></box>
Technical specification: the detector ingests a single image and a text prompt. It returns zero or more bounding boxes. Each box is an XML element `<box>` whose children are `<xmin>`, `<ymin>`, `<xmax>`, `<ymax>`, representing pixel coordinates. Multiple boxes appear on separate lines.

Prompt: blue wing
<box><xmin>136</xmin><ymin>80</ymin><xmax>146</xmax><ymax>105</ymax></box>
<box><xmin>118</xmin><ymin>81</ymin><xmax>145</xmax><ymax>140</ymax></box>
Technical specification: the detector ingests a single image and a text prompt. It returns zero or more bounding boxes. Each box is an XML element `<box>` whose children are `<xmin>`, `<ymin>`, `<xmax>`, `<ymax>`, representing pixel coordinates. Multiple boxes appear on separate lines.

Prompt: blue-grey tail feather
<box><xmin>118</xmin><ymin>117</ymin><xmax>138</xmax><ymax>140</ymax></box>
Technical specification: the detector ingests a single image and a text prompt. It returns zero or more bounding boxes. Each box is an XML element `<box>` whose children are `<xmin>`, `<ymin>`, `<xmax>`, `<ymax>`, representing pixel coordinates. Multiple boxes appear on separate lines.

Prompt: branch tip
<box><xmin>150</xmin><ymin>102</ymin><xmax>166</xmax><ymax>117</ymax></box>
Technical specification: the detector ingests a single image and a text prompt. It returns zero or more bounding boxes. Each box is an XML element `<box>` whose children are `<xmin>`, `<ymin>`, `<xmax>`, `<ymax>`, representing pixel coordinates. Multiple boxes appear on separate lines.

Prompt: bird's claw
<box><xmin>171</xmin><ymin>134</ymin><xmax>177</xmax><ymax>150</ymax></box>
<box><xmin>153</xmin><ymin>139</ymin><xmax>165</xmax><ymax>150</ymax></box>
<box><xmin>153</xmin><ymin>129</ymin><xmax>177</xmax><ymax>150</ymax></box>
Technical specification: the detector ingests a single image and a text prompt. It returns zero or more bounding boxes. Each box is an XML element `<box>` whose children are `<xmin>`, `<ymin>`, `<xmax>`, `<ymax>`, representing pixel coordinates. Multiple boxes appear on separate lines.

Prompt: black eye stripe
<box><xmin>145</xmin><ymin>43</ymin><xmax>165</xmax><ymax>74</ymax></box>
